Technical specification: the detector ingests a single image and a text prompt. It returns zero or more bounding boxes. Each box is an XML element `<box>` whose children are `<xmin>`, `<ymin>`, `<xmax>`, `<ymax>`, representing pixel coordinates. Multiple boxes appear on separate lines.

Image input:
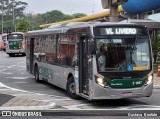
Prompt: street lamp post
<box><xmin>12</xmin><ymin>0</ymin><xmax>16</xmax><ymax>32</ymax></box>
<box><xmin>101</xmin><ymin>0</ymin><xmax>128</xmax><ymax>22</ymax></box>
<box><xmin>1</xmin><ymin>1</ymin><xmax>4</xmax><ymax>34</ymax></box>
<box><xmin>25</xmin><ymin>5</ymin><xmax>28</xmax><ymax>21</ymax></box>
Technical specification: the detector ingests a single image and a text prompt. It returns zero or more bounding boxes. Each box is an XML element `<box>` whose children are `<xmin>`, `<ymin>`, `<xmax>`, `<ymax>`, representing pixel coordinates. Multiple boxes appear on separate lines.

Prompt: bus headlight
<box><xmin>96</xmin><ymin>77</ymin><xmax>105</xmax><ymax>87</ymax></box>
<box><xmin>146</xmin><ymin>75</ymin><xmax>153</xmax><ymax>85</ymax></box>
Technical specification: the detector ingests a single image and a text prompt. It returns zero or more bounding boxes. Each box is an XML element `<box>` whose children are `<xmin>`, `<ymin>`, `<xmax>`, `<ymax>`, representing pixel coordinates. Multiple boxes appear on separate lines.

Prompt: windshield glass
<box><xmin>96</xmin><ymin>37</ymin><xmax>151</xmax><ymax>72</ymax></box>
<box><xmin>8</xmin><ymin>34</ymin><xmax>23</xmax><ymax>41</ymax></box>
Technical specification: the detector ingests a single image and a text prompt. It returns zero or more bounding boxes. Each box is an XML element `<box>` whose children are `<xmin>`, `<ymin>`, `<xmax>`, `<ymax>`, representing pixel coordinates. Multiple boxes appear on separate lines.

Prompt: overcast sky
<box><xmin>21</xmin><ymin>0</ymin><xmax>106</xmax><ymax>15</ymax></box>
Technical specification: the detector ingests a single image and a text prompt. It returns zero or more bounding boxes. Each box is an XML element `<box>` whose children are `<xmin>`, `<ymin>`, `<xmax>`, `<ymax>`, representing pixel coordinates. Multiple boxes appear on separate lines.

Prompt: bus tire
<box><xmin>66</xmin><ymin>77</ymin><xmax>79</xmax><ymax>99</ymax></box>
<box><xmin>22</xmin><ymin>53</ymin><xmax>26</xmax><ymax>56</ymax></box>
<box><xmin>34</xmin><ymin>65</ymin><xmax>41</xmax><ymax>83</ymax></box>
<box><xmin>9</xmin><ymin>54</ymin><xmax>13</xmax><ymax>57</ymax></box>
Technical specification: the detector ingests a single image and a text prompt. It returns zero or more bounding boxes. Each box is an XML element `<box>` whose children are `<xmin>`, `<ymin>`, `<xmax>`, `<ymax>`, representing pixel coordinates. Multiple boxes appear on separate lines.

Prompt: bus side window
<box><xmin>45</xmin><ymin>36</ymin><xmax>57</xmax><ymax>64</ymax></box>
<box><xmin>60</xmin><ymin>34</ymin><xmax>75</xmax><ymax>66</ymax></box>
<box><xmin>71</xmin><ymin>55</ymin><xmax>78</xmax><ymax>66</ymax></box>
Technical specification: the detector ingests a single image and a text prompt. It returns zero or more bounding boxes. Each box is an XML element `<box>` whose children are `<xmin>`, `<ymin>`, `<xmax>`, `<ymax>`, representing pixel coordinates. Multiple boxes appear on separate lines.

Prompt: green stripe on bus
<box><xmin>104</xmin><ymin>77</ymin><xmax>146</xmax><ymax>88</ymax></box>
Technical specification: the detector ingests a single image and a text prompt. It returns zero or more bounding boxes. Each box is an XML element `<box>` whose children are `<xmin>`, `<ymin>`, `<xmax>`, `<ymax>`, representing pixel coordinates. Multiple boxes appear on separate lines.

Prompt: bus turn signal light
<box><xmin>22</xmin><ymin>44</ymin><xmax>25</xmax><ymax>49</ymax></box>
<box><xmin>6</xmin><ymin>44</ymin><xmax>8</xmax><ymax>49</ymax></box>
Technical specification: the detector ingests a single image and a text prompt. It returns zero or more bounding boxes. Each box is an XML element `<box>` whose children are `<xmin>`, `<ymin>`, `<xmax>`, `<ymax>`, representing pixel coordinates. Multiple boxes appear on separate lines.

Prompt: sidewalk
<box><xmin>154</xmin><ymin>73</ymin><xmax>160</xmax><ymax>88</ymax></box>
<box><xmin>0</xmin><ymin>85</ymin><xmax>55</xmax><ymax>110</ymax></box>
<box><xmin>0</xmin><ymin>96</ymin><xmax>55</xmax><ymax>110</ymax></box>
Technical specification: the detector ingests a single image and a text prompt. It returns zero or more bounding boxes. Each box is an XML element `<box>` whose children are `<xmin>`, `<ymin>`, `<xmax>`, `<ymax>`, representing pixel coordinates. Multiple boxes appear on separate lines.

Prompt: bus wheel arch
<box><xmin>66</xmin><ymin>74</ymin><xmax>79</xmax><ymax>99</ymax></box>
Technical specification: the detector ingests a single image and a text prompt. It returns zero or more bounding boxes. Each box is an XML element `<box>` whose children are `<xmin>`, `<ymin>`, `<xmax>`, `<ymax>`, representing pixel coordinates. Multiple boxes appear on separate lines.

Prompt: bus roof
<box><xmin>10</xmin><ymin>32</ymin><xmax>25</xmax><ymax>35</ymax></box>
<box><xmin>27</xmin><ymin>22</ymin><xmax>146</xmax><ymax>36</ymax></box>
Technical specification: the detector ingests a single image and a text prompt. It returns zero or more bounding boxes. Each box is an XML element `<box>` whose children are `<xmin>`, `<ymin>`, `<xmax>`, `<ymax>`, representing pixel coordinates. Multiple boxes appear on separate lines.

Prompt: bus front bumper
<box><xmin>92</xmin><ymin>82</ymin><xmax>153</xmax><ymax>100</ymax></box>
<box><xmin>6</xmin><ymin>49</ymin><xmax>25</xmax><ymax>54</ymax></box>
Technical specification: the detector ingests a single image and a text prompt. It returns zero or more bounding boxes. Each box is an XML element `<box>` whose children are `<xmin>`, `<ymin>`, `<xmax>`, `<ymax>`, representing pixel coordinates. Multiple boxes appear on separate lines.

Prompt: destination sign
<box><xmin>94</xmin><ymin>26</ymin><xmax>148</xmax><ymax>36</ymax></box>
<box><xmin>101</xmin><ymin>28</ymin><xmax>137</xmax><ymax>35</ymax></box>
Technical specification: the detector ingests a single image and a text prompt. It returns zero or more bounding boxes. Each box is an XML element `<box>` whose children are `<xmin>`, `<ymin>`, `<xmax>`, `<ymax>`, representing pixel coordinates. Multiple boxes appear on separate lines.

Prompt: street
<box><xmin>0</xmin><ymin>51</ymin><xmax>160</xmax><ymax>115</ymax></box>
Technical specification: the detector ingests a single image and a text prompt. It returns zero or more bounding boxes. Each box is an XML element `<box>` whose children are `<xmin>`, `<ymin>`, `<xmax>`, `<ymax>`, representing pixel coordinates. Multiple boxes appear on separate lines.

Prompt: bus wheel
<box><xmin>66</xmin><ymin>77</ymin><xmax>79</xmax><ymax>99</ymax></box>
<box><xmin>34</xmin><ymin>66</ymin><xmax>41</xmax><ymax>83</ymax></box>
<box><xmin>22</xmin><ymin>53</ymin><xmax>26</xmax><ymax>56</ymax></box>
<box><xmin>9</xmin><ymin>54</ymin><xmax>13</xmax><ymax>57</ymax></box>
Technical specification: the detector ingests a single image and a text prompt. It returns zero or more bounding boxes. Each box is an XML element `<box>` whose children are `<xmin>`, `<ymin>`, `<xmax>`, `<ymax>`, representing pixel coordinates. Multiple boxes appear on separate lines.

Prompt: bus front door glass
<box><xmin>96</xmin><ymin>37</ymin><xmax>150</xmax><ymax>72</ymax></box>
<box><xmin>78</xmin><ymin>36</ymin><xmax>91</xmax><ymax>95</ymax></box>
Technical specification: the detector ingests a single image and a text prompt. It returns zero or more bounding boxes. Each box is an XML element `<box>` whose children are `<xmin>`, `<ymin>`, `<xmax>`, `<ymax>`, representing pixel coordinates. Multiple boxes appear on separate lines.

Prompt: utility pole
<box><xmin>1</xmin><ymin>1</ymin><xmax>4</xmax><ymax>34</ymax></box>
<box><xmin>101</xmin><ymin>0</ymin><xmax>128</xmax><ymax>22</ymax></box>
<box><xmin>12</xmin><ymin>0</ymin><xmax>16</xmax><ymax>32</ymax></box>
<box><xmin>25</xmin><ymin>5</ymin><xmax>28</xmax><ymax>21</ymax></box>
<box><xmin>92</xmin><ymin>3</ymin><xmax>95</xmax><ymax>14</ymax></box>
<box><xmin>109</xmin><ymin>4</ymin><xmax>119</xmax><ymax>22</ymax></box>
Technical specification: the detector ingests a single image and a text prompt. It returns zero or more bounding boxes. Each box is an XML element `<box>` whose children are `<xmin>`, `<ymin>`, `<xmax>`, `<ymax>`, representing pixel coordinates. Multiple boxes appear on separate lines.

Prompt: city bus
<box><xmin>0</xmin><ymin>35</ymin><xmax>2</xmax><ymax>50</ymax></box>
<box><xmin>26</xmin><ymin>22</ymin><xmax>153</xmax><ymax>100</ymax></box>
<box><xmin>1</xmin><ymin>33</ymin><xmax>8</xmax><ymax>51</ymax></box>
<box><xmin>6</xmin><ymin>32</ymin><xmax>26</xmax><ymax>57</ymax></box>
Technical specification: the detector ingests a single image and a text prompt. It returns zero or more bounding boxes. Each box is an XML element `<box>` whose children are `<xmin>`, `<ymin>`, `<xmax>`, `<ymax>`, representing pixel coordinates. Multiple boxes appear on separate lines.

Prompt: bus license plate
<box><xmin>122</xmin><ymin>92</ymin><xmax>132</xmax><ymax>96</ymax></box>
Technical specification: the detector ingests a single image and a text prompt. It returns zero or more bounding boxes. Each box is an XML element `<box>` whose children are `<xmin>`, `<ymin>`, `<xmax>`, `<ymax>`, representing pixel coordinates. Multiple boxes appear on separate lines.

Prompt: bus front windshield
<box><xmin>96</xmin><ymin>36</ymin><xmax>151</xmax><ymax>72</ymax></box>
<box><xmin>8</xmin><ymin>34</ymin><xmax>23</xmax><ymax>41</ymax></box>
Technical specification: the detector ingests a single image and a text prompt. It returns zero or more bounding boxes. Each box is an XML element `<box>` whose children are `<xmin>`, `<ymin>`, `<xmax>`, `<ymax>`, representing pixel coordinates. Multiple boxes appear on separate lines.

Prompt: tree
<box><xmin>72</xmin><ymin>13</ymin><xmax>87</xmax><ymax>18</ymax></box>
<box><xmin>28</xmin><ymin>10</ymin><xmax>87</xmax><ymax>30</ymax></box>
<box><xmin>44</xmin><ymin>10</ymin><xmax>65</xmax><ymax>23</ymax></box>
<box><xmin>63</xmin><ymin>14</ymin><xmax>73</xmax><ymax>20</ymax></box>
<box><xmin>0</xmin><ymin>0</ymin><xmax>28</xmax><ymax>32</ymax></box>
<box><xmin>151</xmin><ymin>33</ymin><xmax>160</xmax><ymax>63</ymax></box>
<box><xmin>16</xmin><ymin>19</ymin><xmax>30</xmax><ymax>32</ymax></box>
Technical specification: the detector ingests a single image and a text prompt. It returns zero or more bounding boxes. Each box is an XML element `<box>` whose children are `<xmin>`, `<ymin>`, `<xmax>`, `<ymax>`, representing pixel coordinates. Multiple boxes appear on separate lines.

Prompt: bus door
<box><xmin>26</xmin><ymin>37</ymin><xmax>34</xmax><ymax>74</ymax></box>
<box><xmin>78</xmin><ymin>36</ymin><xmax>92</xmax><ymax>96</ymax></box>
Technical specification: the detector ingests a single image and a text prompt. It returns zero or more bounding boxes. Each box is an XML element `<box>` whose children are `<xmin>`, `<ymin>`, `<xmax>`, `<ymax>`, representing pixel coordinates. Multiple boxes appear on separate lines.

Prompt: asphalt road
<box><xmin>0</xmin><ymin>51</ymin><xmax>160</xmax><ymax>111</ymax></box>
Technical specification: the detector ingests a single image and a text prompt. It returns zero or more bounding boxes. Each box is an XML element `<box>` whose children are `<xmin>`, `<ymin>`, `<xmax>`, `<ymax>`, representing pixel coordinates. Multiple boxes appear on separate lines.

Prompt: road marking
<box><xmin>0</xmin><ymin>69</ymin><xmax>7</xmax><ymax>72</ymax></box>
<box><xmin>13</xmin><ymin>82</ymin><xmax>27</xmax><ymax>84</ymax></box>
<box><xmin>17</xmin><ymin>62</ymin><xmax>25</xmax><ymax>65</ymax></box>
<box><xmin>15</xmin><ymin>69</ymin><xmax>26</xmax><ymax>71</ymax></box>
<box><xmin>0</xmin><ymin>89</ymin><xmax>10</xmax><ymax>91</ymax></box>
<box><xmin>7</xmin><ymin>65</ymin><xmax>16</xmax><ymax>68</ymax></box>
<box><xmin>0</xmin><ymin>72</ymin><xmax>12</xmax><ymax>74</ymax></box>
<box><xmin>0</xmin><ymin>62</ymin><xmax>25</xmax><ymax>72</ymax></box>
<box><xmin>63</xmin><ymin>104</ymin><xmax>89</xmax><ymax>110</ymax></box>
<box><xmin>5</xmin><ymin>77</ymin><xmax>29</xmax><ymax>80</ymax></box>
<box><xmin>18</xmin><ymin>66</ymin><xmax>26</xmax><ymax>67</ymax></box>
<box><xmin>0</xmin><ymin>65</ymin><xmax>15</xmax><ymax>72</ymax></box>
<box><xmin>0</xmin><ymin>82</ymin><xmax>70</xmax><ymax>99</ymax></box>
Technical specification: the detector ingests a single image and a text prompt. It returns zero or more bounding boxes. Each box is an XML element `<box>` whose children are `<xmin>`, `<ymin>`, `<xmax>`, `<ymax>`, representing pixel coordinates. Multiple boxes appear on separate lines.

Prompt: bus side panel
<box><xmin>47</xmin><ymin>64</ymin><xmax>66</xmax><ymax>89</ymax></box>
<box><xmin>0</xmin><ymin>39</ymin><xmax>2</xmax><ymax>50</ymax></box>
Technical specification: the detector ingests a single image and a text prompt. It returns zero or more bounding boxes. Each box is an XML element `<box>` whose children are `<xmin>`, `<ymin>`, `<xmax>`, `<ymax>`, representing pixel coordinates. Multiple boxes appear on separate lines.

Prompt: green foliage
<box><xmin>44</xmin><ymin>10</ymin><xmax>65</xmax><ymax>23</ymax></box>
<box><xmin>0</xmin><ymin>0</ymin><xmax>87</xmax><ymax>31</ymax></box>
<box><xmin>29</xmin><ymin>10</ymin><xmax>87</xmax><ymax>30</ymax></box>
<box><xmin>151</xmin><ymin>33</ymin><xmax>160</xmax><ymax>63</ymax></box>
<box><xmin>0</xmin><ymin>19</ymin><xmax>14</xmax><ymax>32</ymax></box>
<box><xmin>72</xmin><ymin>13</ymin><xmax>87</xmax><ymax>18</ymax></box>
<box><xmin>0</xmin><ymin>0</ymin><xmax>28</xmax><ymax>33</ymax></box>
<box><xmin>16</xmin><ymin>19</ymin><xmax>30</xmax><ymax>32</ymax></box>
<box><xmin>153</xmin><ymin>63</ymin><xmax>158</xmax><ymax>72</ymax></box>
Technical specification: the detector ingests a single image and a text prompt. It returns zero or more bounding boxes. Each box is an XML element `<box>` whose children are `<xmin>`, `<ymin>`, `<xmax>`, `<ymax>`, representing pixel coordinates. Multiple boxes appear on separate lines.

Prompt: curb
<box><xmin>153</xmin><ymin>85</ymin><xmax>160</xmax><ymax>89</ymax></box>
<box><xmin>0</xmin><ymin>102</ymin><xmax>55</xmax><ymax>110</ymax></box>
